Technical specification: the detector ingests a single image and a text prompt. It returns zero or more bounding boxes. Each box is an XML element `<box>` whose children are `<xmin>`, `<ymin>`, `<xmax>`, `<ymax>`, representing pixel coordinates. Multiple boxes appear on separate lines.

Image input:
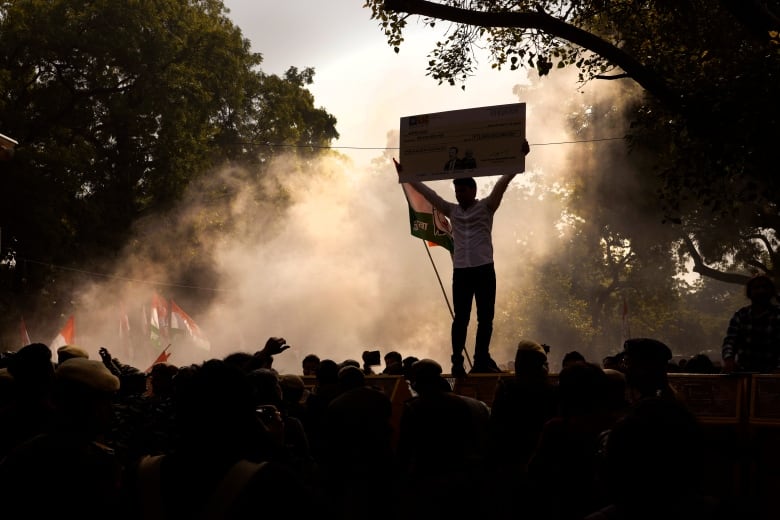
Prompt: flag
<box><xmin>150</xmin><ymin>293</ymin><xmax>169</xmax><ymax>348</ymax></box>
<box><xmin>170</xmin><ymin>300</ymin><xmax>211</xmax><ymax>351</ymax></box>
<box><xmin>20</xmin><ymin>317</ymin><xmax>31</xmax><ymax>347</ymax></box>
<box><xmin>394</xmin><ymin>157</ymin><xmax>453</xmax><ymax>250</ymax></box>
<box><xmin>146</xmin><ymin>344</ymin><xmax>171</xmax><ymax>372</ymax></box>
<box><xmin>119</xmin><ymin>302</ymin><xmax>133</xmax><ymax>361</ymax></box>
<box><xmin>50</xmin><ymin>315</ymin><xmax>75</xmax><ymax>349</ymax></box>
<box><xmin>401</xmin><ymin>181</ymin><xmax>454</xmax><ymax>253</ymax></box>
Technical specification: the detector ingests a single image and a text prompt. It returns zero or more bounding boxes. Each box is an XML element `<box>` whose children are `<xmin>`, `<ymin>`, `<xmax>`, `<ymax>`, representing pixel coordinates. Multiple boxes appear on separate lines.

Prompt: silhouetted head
<box><xmin>561</xmin><ymin>350</ymin><xmax>586</xmax><ymax>369</ymax></box>
<box><xmin>622</xmin><ymin>338</ymin><xmax>673</xmax><ymax>399</ymax></box>
<box><xmin>339</xmin><ymin>359</ymin><xmax>361</xmax><ymax>370</ymax></box>
<box><xmin>316</xmin><ymin>359</ymin><xmax>339</xmax><ymax>384</ymax></box>
<box><xmin>402</xmin><ymin>356</ymin><xmax>419</xmax><ymax>379</ymax></box>
<box><xmin>247</xmin><ymin>368</ymin><xmax>283</xmax><ymax>407</ymax></box>
<box><xmin>514</xmin><ymin>339</ymin><xmax>549</xmax><ymax>378</ymax></box>
<box><xmin>302</xmin><ymin>353</ymin><xmax>320</xmax><ymax>376</ymax></box>
<box><xmin>384</xmin><ymin>351</ymin><xmax>402</xmax><ymax>366</ymax></box>
<box><xmin>623</xmin><ymin>338</ymin><xmax>672</xmax><ymax>370</ymax></box>
<box><xmin>54</xmin><ymin>358</ymin><xmax>120</xmax><ymax>434</ymax></box>
<box><xmin>410</xmin><ymin>358</ymin><xmax>449</xmax><ymax>395</ymax></box>
<box><xmin>56</xmin><ymin>344</ymin><xmax>89</xmax><ymax>365</ymax></box>
<box><xmin>557</xmin><ymin>362</ymin><xmax>610</xmax><ymax>417</ymax></box>
<box><xmin>746</xmin><ymin>274</ymin><xmax>776</xmax><ymax>304</ymax></box>
<box><xmin>337</xmin><ymin>365</ymin><xmax>365</xmax><ymax>391</ymax></box>
<box><xmin>8</xmin><ymin>343</ymin><xmax>54</xmax><ymax>395</ymax></box>
<box><xmin>453</xmin><ymin>177</ymin><xmax>477</xmax><ymax>207</ymax></box>
<box><xmin>223</xmin><ymin>351</ymin><xmax>256</xmax><ymax>373</ymax></box>
<box><xmin>279</xmin><ymin>374</ymin><xmax>306</xmax><ymax>404</ymax></box>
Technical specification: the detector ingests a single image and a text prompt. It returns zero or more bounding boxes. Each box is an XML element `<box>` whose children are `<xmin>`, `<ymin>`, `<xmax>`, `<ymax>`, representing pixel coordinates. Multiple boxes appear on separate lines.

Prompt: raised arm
<box><xmin>484</xmin><ymin>173</ymin><xmax>516</xmax><ymax>212</ymax></box>
<box><xmin>394</xmin><ymin>158</ymin><xmax>453</xmax><ymax>216</ymax></box>
<box><xmin>407</xmin><ymin>179</ymin><xmax>452</xmax><ymax>216</ymax></box>
<box><xmin>484</xmin><ymin>139</ymin><xmax>530</xmax><ymax>211</ymax></box>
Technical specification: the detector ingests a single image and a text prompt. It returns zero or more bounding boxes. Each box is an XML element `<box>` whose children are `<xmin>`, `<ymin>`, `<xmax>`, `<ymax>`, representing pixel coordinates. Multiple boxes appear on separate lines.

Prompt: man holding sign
<box><xmin>395</xmin><ymin>138</ymin><xmax>530</xmax><ymax>377</ymax></box>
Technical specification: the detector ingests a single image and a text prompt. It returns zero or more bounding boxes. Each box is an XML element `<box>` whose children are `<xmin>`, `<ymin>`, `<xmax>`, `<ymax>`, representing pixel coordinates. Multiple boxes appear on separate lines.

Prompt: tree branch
<box><xmin>682</xmin><ymin>235</ymin><xmax>752</xmax><ymax>285</ymax></box>
<box><xmin>595</xmin><ymin>73</ymin><xmax>630</xmax><ymax>80</ymax></box>
<box><xmin>745</xmin><ymin>233</ymin><xmax>774</xmax><ymax>255</ymax></box>
<box><xmin>745</xmin><ymin>257</ymin><xmax>769</xmax><ymax>273</ymax></box>
<box><xmin>383</xmin><ymin>0</ymin><xmax>682</xmax><ymax>110</ymax></box>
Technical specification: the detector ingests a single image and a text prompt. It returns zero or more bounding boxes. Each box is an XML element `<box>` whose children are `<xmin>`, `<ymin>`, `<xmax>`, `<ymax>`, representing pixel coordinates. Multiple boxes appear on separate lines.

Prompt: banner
<box><xmin>398</xmin><ymin>103</ymin><xmax>526</xmax><ymax>182</ymax></box>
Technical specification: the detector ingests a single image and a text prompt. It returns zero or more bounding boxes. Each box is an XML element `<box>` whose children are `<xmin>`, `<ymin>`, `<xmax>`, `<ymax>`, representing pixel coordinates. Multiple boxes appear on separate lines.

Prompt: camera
<box><xmin>255</xmin><ymin>405</ymin><xmax>280</xmax><ymax>423</ymax></box>
<box><xmin>362</xmin><ymin>350</ymin><xmax>381</xmax><ymax>367</ymax></box>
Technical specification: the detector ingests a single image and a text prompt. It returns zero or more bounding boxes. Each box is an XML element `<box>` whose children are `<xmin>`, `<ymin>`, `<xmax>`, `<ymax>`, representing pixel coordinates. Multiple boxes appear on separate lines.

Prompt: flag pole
<box><xmin>421</xmin><ymin>241</ymin><xmax>473</xmax><ymax>369</ymax></box>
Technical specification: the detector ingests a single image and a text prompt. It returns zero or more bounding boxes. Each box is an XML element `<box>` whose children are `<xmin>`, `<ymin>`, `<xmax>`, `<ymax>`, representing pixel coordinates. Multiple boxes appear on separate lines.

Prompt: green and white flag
<box><xmin>401</xmin><ymin>182</ymin><xmax>454</xmax><ymax>253</ymax></box>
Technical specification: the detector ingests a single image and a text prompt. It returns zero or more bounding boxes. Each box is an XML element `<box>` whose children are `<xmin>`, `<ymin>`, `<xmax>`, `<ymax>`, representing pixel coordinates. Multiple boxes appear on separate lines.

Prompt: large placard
<box><xmin>398</xmin><ymin>103</ymin><xmax>526</xmax><ymax>182</ymax></box>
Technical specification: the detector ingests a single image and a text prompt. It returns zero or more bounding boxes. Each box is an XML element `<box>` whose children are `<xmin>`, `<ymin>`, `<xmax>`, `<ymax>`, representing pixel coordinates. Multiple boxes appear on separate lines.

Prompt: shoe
<box><xmin>451</xmin><ymin>354</ymin><xmax>467</xmax><ymax>378</ymax></box>
<box><xmin>469</xmin><ymin>357</ymin><xmax>502</xmax><ymax>374</ymax></box>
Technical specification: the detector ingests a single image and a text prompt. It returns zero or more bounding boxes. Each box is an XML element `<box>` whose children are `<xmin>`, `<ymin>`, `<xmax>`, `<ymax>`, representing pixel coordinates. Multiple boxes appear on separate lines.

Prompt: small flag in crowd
<box><xmin>146</xmin><ymin>344</ymin><xmax>172</xmax><ymax>372</ymax></box>
<box><xmin>50</xmin><ymin>315</ymin><xmax>75</xmax><ymax>349</ymax></box>
<box><xmin>170</xmin><ymin>300</ymin><xmax>211</xmax><ymax>351</ymax></box>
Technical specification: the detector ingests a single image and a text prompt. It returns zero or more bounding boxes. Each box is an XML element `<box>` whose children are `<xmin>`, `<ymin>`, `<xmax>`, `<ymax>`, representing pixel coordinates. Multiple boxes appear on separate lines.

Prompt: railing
<box><xmin>303</xmin><ymin>373</ymin><xmax>780</xmax><ymax>425</ymax></box>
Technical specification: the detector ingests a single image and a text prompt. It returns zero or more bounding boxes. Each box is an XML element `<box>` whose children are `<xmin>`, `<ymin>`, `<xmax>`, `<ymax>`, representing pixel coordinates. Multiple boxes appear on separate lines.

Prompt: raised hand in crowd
<box><xmin>98</xmin><ymin>347</ymin><xmax>122</xmax><ymax>377</ymax></box>
<box><xmin>253</xmin><ymin>337</ymin><xmax>291</xmax><ymax>370</ymax></box>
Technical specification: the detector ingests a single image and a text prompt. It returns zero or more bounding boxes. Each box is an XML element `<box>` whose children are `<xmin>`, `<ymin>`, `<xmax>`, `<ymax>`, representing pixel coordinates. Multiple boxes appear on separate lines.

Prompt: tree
<box><xmin>365</xmin><ymin>0</ymin><xmax>780</xmax><ymax>287</ymax></box>
<box><xmin>0</xmin><ymin>0</ymin><xmax>338</xmax><ymax>343</ymax></box>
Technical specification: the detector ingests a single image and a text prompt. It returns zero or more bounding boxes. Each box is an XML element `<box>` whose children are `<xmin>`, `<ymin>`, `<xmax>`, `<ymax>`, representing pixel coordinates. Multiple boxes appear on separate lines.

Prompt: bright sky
<box><xmin>222</xmin><ymin>1</ymin><xmax>529</xmax><ymax>167</ymax></box>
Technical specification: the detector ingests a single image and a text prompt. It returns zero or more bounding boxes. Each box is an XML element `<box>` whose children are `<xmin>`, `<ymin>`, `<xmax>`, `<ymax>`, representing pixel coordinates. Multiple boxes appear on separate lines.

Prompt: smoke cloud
<box><xmin>48</xmin><ymin>68</ymin><xmax>653</xmax><ymax>374</ymax></box>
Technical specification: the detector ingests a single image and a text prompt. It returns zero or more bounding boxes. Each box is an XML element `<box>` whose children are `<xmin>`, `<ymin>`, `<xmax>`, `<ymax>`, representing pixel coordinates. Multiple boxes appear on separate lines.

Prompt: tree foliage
<box><xmin>365</xmin><ymin>0</ymin><xmax>780</xmax><ymax>287</ymax></box>
<box><xmin>482</xmin><ymin>80</ymin><xmax>736</xmax><ymax>361</ymax></box>
<box><xmin>0</xmin><ymin>0</ymin><xmax>338</xmax><ymax>338</ymax></box>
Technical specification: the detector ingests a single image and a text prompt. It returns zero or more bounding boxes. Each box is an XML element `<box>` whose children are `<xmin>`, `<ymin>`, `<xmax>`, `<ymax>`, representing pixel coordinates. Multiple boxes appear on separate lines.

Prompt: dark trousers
<box><xmin>451</xmin><ymin>263</ymin><xmax>496</xmax><ymax>363</ymax></box>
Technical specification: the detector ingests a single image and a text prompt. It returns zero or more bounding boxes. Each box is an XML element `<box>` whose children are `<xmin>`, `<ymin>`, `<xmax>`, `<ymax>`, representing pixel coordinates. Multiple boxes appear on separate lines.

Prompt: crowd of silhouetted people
<box><xmin>0</xmin><ymin>336</ymin><xmax>764</xmax><ymax>519</ymax></box>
